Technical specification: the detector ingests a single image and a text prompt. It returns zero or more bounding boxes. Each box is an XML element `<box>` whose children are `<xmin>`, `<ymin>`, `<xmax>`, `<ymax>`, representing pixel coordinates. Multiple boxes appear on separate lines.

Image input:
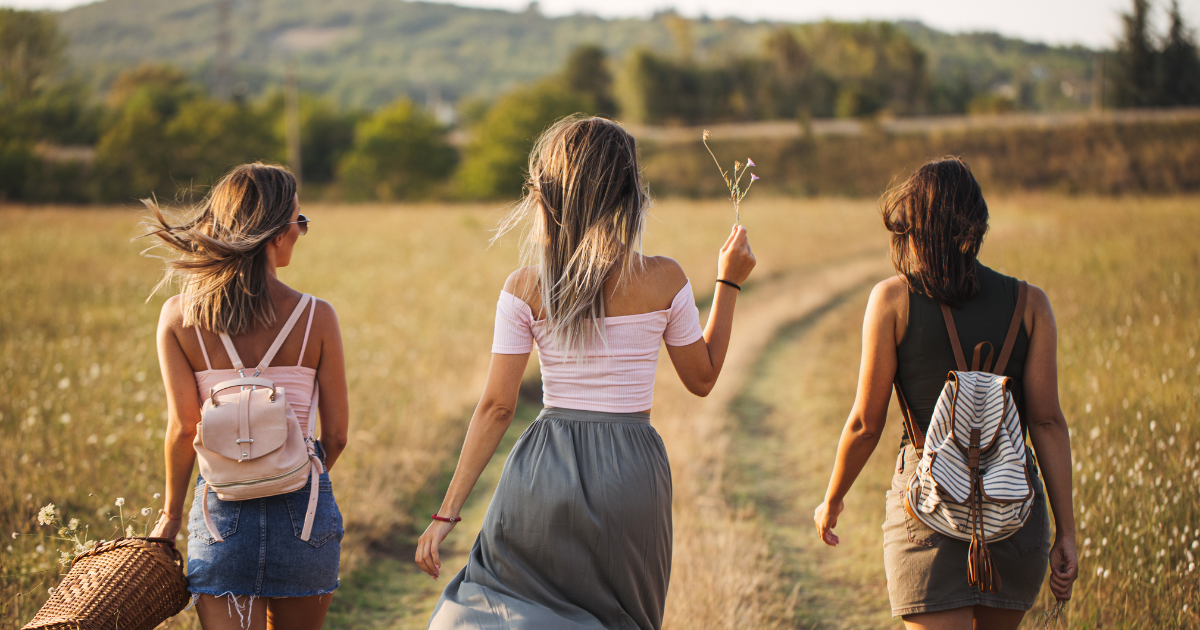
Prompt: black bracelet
<box><xmin>716</xmin><ymin>279</ymin><xmax>741</xmax><ymax>291</ymax></box>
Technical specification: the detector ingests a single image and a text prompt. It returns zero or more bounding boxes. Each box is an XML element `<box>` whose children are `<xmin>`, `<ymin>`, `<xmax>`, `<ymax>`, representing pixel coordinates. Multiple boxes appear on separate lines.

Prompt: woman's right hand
<box><xmin>416</xmin><ymin>518</ymin><xmax>457</xmax><ymax>580</ymax></box>
<box><xmin>717</xmin><ymin>225</ymin><xmax>756</xmax><ymax>286</ymax></box>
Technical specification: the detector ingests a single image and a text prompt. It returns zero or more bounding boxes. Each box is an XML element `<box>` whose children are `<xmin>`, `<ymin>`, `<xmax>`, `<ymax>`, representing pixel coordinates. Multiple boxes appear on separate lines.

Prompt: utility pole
<box><xmin>285</xmin><ymin>57</ymin><xmax>302</xmax><ymax>187</ymax></box>
<box><xmin>1092</xmin><ymin>53</ymin><xmax>1104</xmax><ymax>113</ymax></box>
<box><xmin>215</xmin><ymin>0</ymin><xmax>232</xmax><ymax>101</ymax></box>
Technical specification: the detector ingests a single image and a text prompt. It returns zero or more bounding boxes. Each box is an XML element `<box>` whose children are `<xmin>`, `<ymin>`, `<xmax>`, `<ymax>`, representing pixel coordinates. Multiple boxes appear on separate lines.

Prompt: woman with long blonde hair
<box><xmin>417</xmin><ymin>116</ymin><xmax>756</xmax><ymax>628</ymax></box>
<box><xmin>146</xmin><ymin>163</ymin><xmax>349</xmax><ymax>629</ymax></box>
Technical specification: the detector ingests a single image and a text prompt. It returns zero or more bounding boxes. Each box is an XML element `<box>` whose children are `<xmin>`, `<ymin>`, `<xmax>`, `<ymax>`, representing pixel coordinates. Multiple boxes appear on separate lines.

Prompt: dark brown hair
<box><xmin>881</xmin><ymin>157</ymin><xmax>989</xmax><ymax>307</ymax></box>
<box><xmin>142</xmin><ymin>163</ymin><xmax>298</xmax><ymax>335</ymax></box>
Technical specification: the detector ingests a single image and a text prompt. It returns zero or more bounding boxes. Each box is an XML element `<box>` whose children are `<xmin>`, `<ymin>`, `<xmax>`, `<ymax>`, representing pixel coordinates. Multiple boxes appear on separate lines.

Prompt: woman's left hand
<box><xmin>416</xmin><ymin>519</ymin><xmax>457</xmax><ymax>579</ymax></box>
<box><xmin>813</xmin><ymin>499</ymin><xmax>843</xmax><ymax>546</ymax></box>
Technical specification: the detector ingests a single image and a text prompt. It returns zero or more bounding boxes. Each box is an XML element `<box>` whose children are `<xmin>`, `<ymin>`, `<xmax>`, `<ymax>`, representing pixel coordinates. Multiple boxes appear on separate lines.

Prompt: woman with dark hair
<box><xmin>416</xmin><ymin>115</ymin><xmax>756</xmax><ymax>629</ymax></box>
<box><xmin>813</xmin><ymin>158</ymin><xmax>1079</xmax><ymax>629</ymax></box>
<box><xmin>145</xmin><ymin>163</ymin><xmax>349</xmax><ymax>629</ymax></box>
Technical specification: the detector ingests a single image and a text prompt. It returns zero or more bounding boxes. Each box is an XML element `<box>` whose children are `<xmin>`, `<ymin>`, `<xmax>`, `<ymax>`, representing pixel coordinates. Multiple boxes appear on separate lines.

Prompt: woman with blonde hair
<box><xmin>813</xmin><ymin>157</ymin><xmax>1079</xmax><ymax>629</ymax></box>
<box><xmin>145</xmin><ymin>163</ymin><xmax>349</xmax><ymax>629</ymax></box>
<box><xmin>417</xmin><ymin>115</ymin><xmax>756</xmax><ymax>629</ymax></box>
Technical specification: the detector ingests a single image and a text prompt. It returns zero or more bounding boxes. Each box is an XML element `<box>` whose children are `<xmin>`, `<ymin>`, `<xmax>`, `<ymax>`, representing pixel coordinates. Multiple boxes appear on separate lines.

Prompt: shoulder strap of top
<box><xmin>256</xmin><ymin>294</ymin><xmax>312</xmax><ymax>370</ymax></box>
<box><xmin>939</xmin><ymin>304</ymin><xmax>969</xmax><ymax>371</ymax></box>
<box><xmin>993</xmin><ymin>281</ymin><xmax>1029</xmax><ymax>376</ymax></box>
<box><xmin>298</xmin><ymin>297</ymin><xmax>317</xmax><ymax>367</ymax></box>
<box><xmin>193</xmin><ymin>327</ymin><xmax>213</xmax><ymax>371</ymax></box>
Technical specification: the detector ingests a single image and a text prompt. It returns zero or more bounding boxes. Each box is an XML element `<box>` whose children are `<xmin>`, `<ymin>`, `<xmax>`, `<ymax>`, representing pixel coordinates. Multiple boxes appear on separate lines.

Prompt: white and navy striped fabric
<box><xmin>905</xmin><ymin>370</ymin><xmax>1034</xmax><ymax>541</ymax></box>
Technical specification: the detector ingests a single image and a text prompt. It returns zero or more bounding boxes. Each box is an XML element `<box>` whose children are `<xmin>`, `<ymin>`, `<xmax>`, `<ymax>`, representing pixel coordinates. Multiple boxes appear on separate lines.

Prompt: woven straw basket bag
<box><xmin>22</xmin><ymin>537</ymin><xmax>190</xmax><ymax>630</ymax></box>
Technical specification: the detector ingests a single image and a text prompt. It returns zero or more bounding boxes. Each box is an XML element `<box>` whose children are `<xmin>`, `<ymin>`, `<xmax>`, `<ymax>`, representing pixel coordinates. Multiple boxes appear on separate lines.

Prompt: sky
<box><xmin>3</xmin><ymin>0</ymin><xmax>1200</xmax><ymax>49</ymax></box>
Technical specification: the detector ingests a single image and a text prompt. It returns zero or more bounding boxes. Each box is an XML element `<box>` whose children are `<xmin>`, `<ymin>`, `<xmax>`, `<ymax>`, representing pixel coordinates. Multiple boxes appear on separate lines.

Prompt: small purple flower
<box><xmin>751</xmin><ymin>173</ymin><xmax>760</xmax><ymax>181</ymax></box>
<box><xmin>747</xmin><ymin>158</ymin><xmax>756</xmax><ymax>167</ymax></box>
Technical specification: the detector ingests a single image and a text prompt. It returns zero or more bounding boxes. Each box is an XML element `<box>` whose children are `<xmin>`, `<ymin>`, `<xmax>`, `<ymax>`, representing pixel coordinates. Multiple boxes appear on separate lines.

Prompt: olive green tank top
<box><xmin>895</xmin><ymin>264</ymin><xmax>1029</xmax><ymax>449</ymax></box>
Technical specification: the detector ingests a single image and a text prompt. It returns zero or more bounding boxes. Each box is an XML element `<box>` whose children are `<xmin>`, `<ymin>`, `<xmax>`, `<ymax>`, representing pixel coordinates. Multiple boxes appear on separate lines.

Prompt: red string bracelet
<box><xmin>431</xmin><ymin>513</ymin><xmax>462</xmax><ymax>523</ymax></box>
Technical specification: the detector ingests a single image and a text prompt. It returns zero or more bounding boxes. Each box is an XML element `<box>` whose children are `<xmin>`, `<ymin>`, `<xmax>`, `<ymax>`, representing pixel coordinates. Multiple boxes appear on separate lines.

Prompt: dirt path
<box><xmin>330</xmin><ymin>252</ymin><xmax>892</xmax><ymax>628</ymax></box>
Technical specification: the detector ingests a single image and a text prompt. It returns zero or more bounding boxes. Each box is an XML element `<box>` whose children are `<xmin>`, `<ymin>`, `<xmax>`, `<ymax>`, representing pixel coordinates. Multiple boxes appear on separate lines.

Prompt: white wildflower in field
<box><xmin>114</xmin><ymin>497</ymin><xmax>124</xmax><ymax>507</ymax></box>
<box><xmin>141</xmin><ymin>508</ymin><xmax>151</xmax><ymax>516</ymax></box>
<box><xmin>153</xmin><ymin>493</ymin><xmax>161</xmax><ymax>499</ymax></box>
<box><xmin>35</xmin><ymin>544</ymin><xmax>44</xmax><ymax>553</ymax></box>
<box><xmin>37</xmin><ymin>504</ymin><xmax>56</xmax><ymax>525</ymax></box>
<box><xmin>68</xmin><ymin>518</ymin><xmax>78</xmax><ymax>531</ymax></box>
<box><xmin>124</xmin><ymin>525</ymin><xmax>134</xmax><ymax>538</ymax></box>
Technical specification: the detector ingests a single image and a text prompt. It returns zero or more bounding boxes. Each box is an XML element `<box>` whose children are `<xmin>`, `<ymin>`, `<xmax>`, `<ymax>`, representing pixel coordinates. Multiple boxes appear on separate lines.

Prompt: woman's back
<box><xmin>895</xmin><ymin>264</ymin><xmax>1030</xmax><ymax>446</ymax></box>
<box><xmin>495</xmin><ymin>256</ymin><xmax>703</xmax><ymax>413</ymax></box>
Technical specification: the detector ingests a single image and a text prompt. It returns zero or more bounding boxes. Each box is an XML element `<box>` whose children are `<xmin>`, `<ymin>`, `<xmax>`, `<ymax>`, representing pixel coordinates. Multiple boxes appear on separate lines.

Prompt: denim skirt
<box><xmin>882</xmin><ymin>444</ymin><xmax>1051</xmax><ymax>617</ymax></box>
<box><xmin>186</xmin><ymin>443</ymin><xmax>343</xmax><ymax>598</ymax></box>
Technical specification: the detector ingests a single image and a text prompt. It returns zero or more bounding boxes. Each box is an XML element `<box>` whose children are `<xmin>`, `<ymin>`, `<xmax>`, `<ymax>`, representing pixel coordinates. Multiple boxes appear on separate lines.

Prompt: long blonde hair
<box><xmin>494</xmin><ymin>115</ymin><xmax>650</xmax><ymax>357</ymax></box>
<box><xmin>142</xmin><ymin>163</ymin><xmax>298</xmax><ymax>336</ymax></box>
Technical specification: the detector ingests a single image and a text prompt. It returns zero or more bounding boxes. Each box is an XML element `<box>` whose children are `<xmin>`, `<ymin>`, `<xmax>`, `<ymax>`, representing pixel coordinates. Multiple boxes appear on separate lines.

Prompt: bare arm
<box><xmin>414</xmin><ymin>351</ymin><xmax>529</xmax><ymax>579</ymax></box>
<box><xmin>313</xmin><ymin>300</ymin><xmax>349</xmax><ymax>471</ymax></box>
<box><xmin>150</xmin><ymin>298</ymin><xmax>202</xmax><ymax>541</ymax></box>
<box><xmin>665</xmin><ymin>225</ymin><xmax>757</xmax><ymax>396</ymax></box>
<box><xmin>814</xmin><ymin>279</ymin><xmax>904</xmax><ymax>546</ymax></box>
<box><xmin>1022</xmin><ymin>285</ymin><xmax>1079</xmax><ymax>600</ymax></box>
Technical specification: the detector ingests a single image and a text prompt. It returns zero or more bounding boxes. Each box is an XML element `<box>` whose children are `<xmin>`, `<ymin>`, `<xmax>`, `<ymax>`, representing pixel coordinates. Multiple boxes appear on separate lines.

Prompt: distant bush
<box><xmin>454</xmin><ymin>83</ymin><xmax>588</xmax><ymax>199</ymax></box>
<box><xmin>337</xmin><ymin>99</ymin><xmax>456</xmax><ymax>201</ymax></box>
<box><xmin>640</xmin><ymin>119</ymin><xmax>1200</xmax><ymax>197</ymax></box>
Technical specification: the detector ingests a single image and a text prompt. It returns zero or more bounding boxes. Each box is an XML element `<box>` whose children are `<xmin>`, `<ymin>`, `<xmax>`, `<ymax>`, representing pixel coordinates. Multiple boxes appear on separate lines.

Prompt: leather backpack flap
<box><xmin>201</xmin><ymin>386</ymin><xmax>289</xmax><ymax>461</ymax></box>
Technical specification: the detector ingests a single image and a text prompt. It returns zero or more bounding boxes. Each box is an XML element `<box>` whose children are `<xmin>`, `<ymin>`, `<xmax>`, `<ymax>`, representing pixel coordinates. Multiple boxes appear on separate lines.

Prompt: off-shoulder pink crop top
<box><xmin>492</xmin><ymin>280</ymin><xmax>704</xmax><ymax>413</ymax></box>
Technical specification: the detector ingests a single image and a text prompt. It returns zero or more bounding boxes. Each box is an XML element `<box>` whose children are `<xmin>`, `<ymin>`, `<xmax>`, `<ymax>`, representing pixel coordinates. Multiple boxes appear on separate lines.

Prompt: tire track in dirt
<box><xmin>652</xmin><ymin>252</ymin><xmax>890</xmax><ymax>628</ymax></box>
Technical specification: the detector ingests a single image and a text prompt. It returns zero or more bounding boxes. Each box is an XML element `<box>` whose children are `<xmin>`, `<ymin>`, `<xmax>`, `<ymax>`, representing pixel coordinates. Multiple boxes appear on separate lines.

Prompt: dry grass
<box><xmin>2</xmin><ymin>195</ymin><xmax>1195</xmax><ymax>629</ymax></box>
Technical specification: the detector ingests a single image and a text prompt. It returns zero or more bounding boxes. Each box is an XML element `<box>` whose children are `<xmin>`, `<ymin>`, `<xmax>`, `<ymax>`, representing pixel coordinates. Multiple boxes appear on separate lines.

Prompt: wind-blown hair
<box><xmin>881</xmin><ymin>157</ymin><xmax>989</xmax><ymax>307</ymax></box>
<box><xmin>142</xmin><ymin>163</ymin><xmax>298</xmax><ymax>336</ymax></box>
<box><xmin>493</xmin><ymin>115</ymin><xmax>650</xmax><ymax>357</ymax></box>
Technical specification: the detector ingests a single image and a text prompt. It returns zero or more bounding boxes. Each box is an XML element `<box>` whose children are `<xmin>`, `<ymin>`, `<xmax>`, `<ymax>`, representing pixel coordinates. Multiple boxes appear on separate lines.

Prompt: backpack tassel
<box><xmin>966</xmin><ymin>474</ymin><xmax>1001</xmax><ymax>593</ymax></box>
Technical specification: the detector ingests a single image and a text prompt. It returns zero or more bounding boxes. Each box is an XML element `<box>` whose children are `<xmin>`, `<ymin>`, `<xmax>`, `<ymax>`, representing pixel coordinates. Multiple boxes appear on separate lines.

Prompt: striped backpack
<box><xmin>894</xmin><ymin>281</ymin><xmax>1034</xmax><ymax>593</ymax></box>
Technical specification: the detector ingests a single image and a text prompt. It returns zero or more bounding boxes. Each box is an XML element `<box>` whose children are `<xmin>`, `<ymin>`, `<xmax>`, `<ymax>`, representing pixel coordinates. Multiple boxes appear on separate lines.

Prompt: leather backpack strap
<box><xmin>256</xmin><ymin>294</ymin><xmax>312</xmax><ymax>371</ymax></box>
<box><xmin>299</xmin><ymin>380</ymin><xmax>323</xmax><ymax>541</ymax></box>
<box><xmin>940</xmin><ymin>304</ymin><xmax>969</xmax><ymax>371</ymax></box>
<box><xmin>217</xmin><ymin>333</ymin><xmax>245</xmax><ymax>371</ymax></box>
<box><xmin>992</xmin><ymin>281</ymin><xmax>1029</xmax><ymax>376</ymax></box>
<box><xmin>893</xmin><ymin>377</ymin><xmax>925</xmax><ymax>452</ymax></box>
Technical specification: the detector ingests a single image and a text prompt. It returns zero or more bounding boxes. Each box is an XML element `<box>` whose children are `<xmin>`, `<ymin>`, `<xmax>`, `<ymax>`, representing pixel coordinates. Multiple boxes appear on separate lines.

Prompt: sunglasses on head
<box><xmin>281</xmin><ymin>214</ymin><xmax>311</xmax><ymax>236</ymax></box>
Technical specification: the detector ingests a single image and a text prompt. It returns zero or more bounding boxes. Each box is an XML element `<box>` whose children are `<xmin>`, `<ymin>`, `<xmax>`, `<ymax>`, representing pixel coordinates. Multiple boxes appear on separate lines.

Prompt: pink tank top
<box><xmin>492</xmin><ymin>280</ymin><xmax>704</xmax><ymax>413</ymax></box>
<box><xmin>193</xmin><ymin>295</ymin><xmax>319</xmax><ymax>434</ymax></box>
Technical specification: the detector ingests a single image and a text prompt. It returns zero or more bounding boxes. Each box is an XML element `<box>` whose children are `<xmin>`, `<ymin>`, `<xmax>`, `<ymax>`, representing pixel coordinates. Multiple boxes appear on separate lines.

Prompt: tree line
<box><xmin>1</xmin><ymin>1</ymin><xmax>1198</xmax><ymax>204</ymax></box>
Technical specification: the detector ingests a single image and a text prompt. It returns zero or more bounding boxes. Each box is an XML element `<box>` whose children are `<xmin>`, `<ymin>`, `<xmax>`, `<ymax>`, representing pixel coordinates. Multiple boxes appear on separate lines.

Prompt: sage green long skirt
<box><xmin>429</xmin><ymin>407</ymin><xmax>673</xmax><ymax>630</ymax></box>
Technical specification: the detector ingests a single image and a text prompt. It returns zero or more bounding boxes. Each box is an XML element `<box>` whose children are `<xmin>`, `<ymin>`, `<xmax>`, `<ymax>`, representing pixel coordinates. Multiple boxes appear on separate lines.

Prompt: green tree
<box><xmin>0</xmin><ymin>9</ymin><xmax>65</xmax><ymax>103</ymax></box>
<box><xmin>1113</xmin><ymin>0</ymin><xmax>1159</xmax><ymax>107</ymax></box>
<box><xmin>561</xmin><ymin>45</ymin><xmax>617</xmax><ymax>117</ymax></box>
<box><xmin>455</xmin><ymin>83</ymin><xmax>587</xmax><ymax>199</ymax></box>
<box><xmin>94</xmin><ymin>64</ymin><xmax>278</xmax><ymax>201</ymax></box>
<box><xmin>337</xmin><ymin>99</ymin><xmax>455</xmax><ymax>201</ymax></box>
<box><xmin>1160</xmin><ymin>0</ymin><xmax>1200</xmax><ymax>105</ymax></box>
<box><xmin>262</xmin><ymin>91</ymin><xmax>360</xmax><ymax>183</ymax></box>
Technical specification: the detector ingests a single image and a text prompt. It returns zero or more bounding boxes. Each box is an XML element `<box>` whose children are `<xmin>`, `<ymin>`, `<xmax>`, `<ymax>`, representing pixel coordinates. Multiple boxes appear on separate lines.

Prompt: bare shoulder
<box><xmin>312</xmin><ymin>297</ymin><xmax>341</xmax><ymax>332</ymax></box>
<box><xmin>1023</xmin><ymin>282</ymin><xmax>1053</xmax><ymax>336</ymax></box>
<box><xmin>503</xmin><ymin>266</ymin><xmax>539</xmax><ymax>300</ymax></box>
<box><xmin>640</xmin><ymin>255</ymin><xmax>687</xmax><ymax>291</ymax></box>
<box><xmin>869</xmin><ymin>276</ymin><xmax>909</xmax><ymax>311</ymax></box>
<box><xmin>158</xmin><ymin>294</ymin><xmax>185</xmax><ymax>333</ymax></box>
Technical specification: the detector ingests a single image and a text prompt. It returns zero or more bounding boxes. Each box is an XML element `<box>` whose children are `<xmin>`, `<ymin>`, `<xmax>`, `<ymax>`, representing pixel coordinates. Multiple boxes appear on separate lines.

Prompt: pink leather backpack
<box><xmin>194</xmin><ymin>295</ymin><xmax>324</xmax><ymax>542</ymax></box>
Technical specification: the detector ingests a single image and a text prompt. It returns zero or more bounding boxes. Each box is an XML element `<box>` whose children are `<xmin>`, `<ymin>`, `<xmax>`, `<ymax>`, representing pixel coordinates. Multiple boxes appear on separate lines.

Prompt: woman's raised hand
<box><xmin>718</xmin><ymin>225</ymin><xmax>756</xmax><ymax>286</ymax></box>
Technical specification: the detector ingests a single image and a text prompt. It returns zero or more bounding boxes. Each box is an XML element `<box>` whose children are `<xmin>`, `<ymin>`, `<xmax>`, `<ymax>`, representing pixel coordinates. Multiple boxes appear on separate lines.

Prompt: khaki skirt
<box><xmin>882</xmin><ymin>444</ymin><xmax>1051</xmax><ymax>617</ymax></box>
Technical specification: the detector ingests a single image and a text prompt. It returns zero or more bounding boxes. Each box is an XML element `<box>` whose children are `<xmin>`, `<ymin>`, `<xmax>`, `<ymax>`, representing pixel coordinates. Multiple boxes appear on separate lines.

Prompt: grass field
<box><xmin>1</xmin><ymin>195</ymin><xmax>1197</xmax><ymax>629</ymax></box>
